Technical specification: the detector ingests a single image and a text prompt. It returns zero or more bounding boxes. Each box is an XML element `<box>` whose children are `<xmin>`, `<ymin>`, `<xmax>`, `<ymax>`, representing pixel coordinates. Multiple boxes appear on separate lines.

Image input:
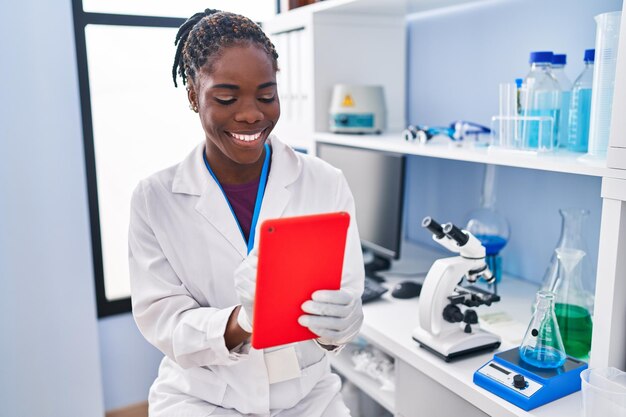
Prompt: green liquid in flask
<box><xmin>555</xmin><ymin>303</ymin><xmax>592</xmax><ymax>359</ymax></box>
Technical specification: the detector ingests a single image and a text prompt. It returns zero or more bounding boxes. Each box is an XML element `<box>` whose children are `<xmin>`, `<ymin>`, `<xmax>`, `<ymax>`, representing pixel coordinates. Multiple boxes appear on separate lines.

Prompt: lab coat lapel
<box><xmin>172</xmin><ymin>143</ymin><xmax>248</xmax><ymax>258</ymax></box>
<box><xmin>253</xmin><ymin>136</ymin><xmax>301</xmax><ymax>246</ymax></box>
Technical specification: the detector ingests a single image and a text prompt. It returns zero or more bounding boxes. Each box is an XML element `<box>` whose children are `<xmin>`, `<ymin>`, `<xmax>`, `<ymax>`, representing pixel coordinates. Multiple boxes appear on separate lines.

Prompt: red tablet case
<box><xmin>251</xmin><ymin>211</ymin><xmax>351</xmax><ymax>349</ymax></box>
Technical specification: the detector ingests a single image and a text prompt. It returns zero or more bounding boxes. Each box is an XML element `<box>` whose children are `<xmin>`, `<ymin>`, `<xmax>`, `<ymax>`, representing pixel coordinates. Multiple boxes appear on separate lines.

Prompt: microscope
<box><xmin>412</xmin><ymin>216</ymin><xmax>501</xmax><ymax>361</ymax></box>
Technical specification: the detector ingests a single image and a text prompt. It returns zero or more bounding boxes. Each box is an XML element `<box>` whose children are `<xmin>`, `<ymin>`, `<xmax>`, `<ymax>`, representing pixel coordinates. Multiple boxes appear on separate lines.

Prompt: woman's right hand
<box><xmin>233</xmin><ymin>248</ymin><xmax>258</xmax><ymax>333</ymax></box>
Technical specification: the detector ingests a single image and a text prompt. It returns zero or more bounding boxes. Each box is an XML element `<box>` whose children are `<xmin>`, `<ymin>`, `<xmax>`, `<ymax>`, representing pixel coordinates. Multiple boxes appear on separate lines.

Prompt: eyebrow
<box><xmin>211</xmin><ymin>82</ymin><xmax>277</xmax><ymax>90</ymax></box>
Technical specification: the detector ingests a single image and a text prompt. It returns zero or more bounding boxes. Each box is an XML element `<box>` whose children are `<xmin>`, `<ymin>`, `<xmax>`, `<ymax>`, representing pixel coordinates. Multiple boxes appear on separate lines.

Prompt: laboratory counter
<box><xmin>329</xmin><ymin>242</ymin><xmax>584</xmax><ymax>417</ymax></box>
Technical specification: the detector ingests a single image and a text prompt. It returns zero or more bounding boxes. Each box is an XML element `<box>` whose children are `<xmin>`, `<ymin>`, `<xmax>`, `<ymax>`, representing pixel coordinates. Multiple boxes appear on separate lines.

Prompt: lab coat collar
<box><xmin>172</xmin><ymin>135</ymin><xmax>302</xmax><ymax>258</ymax></box>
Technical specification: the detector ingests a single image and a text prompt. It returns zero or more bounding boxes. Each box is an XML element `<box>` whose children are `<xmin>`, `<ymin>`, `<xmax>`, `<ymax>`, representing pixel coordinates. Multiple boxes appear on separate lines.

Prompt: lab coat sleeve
<box><xmin>128</xmin><ymin>181</ymin><xmax>246</xmax><ymax>369</ymax></box>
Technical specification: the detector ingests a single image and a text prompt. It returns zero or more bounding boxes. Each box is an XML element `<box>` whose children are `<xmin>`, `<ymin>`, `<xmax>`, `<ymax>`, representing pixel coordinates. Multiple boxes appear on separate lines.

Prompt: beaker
<box><xmin>520</xmin><ymin>291</ymin><xmax>566</xmax><ymax>369</ymax></box>
<box><xmin>553</xmin><ymin>248</ymin><xmax>594</xmax><ymax>360</ymax></box>
<box><xmin>465</xmin><ymin>164</ymin><xmax>510</xmax><ymax>282</ymax></box>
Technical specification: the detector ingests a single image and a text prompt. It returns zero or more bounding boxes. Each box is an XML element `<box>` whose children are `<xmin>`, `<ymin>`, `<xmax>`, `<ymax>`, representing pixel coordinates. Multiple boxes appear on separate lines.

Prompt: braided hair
<box><xmin>172</xmin><ymin>9</ymin><xmax>279</xmax><ymax>88</ymax></box>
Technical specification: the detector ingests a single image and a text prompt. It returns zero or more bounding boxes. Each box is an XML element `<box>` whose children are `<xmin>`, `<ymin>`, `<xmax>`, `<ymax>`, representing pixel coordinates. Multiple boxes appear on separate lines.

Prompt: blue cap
<box><xmin>584</xmin><ymin>49</ymin><xmax>595</xmax><ymax>63</ymax></box>
<box><xmin>552</xmin><ymin>54</ymin><xmax>567</xmax><ymax>65</ymax></box>
<box><xmin>515</xmin><ymin>78</ymin><xmax>523</xmax><ymax>88</ymax></box>
<box><xmin>529</xmin><ymin>51</ymin><xmax>554</xmax><ymax>64</ymax></box>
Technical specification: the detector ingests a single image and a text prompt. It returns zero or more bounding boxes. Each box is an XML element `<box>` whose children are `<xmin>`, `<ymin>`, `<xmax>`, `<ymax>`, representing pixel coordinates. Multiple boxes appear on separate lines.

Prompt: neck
<box><xmin>205</xmin><ymin>146</ymin><xmax>267</xmax><ymax>185</ymax></box>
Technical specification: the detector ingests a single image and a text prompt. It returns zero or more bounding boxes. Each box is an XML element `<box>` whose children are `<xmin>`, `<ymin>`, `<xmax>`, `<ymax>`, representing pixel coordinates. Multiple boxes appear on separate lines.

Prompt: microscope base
<box><xmin>412</xmin><ymin>327</ymin><xmax>501</xmax><ymax>362</ymax></box>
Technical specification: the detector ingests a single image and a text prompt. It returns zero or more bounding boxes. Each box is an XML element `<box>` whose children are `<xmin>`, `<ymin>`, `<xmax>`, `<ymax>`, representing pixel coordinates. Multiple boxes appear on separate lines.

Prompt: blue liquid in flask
<box><xmin>520</xmin><ymin>346</ymin><xmax>566</xmax><ymax>369</ymax></box>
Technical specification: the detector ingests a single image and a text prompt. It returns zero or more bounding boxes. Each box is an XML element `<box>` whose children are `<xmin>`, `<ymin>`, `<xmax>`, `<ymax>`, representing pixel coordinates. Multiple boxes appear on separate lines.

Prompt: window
<box><xmin>73</xmin><ymin>0</ymin><xmax>277</xmax><ymax>317</ymax></box>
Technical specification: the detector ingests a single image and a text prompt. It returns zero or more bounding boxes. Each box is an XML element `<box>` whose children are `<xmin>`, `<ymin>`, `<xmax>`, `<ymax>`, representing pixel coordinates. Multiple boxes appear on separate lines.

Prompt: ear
<box><xmin>187</xmin><ymin>85</ymin><xmax>198</xmax><ymax>109</ymax></box>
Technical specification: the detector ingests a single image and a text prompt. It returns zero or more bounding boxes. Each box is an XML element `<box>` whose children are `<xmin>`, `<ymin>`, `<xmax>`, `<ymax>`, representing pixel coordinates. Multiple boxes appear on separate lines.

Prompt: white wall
<box><xmin>0</xmin><ymin>0</ymin><xmax>105</xmax><ymax>416</ymax></box>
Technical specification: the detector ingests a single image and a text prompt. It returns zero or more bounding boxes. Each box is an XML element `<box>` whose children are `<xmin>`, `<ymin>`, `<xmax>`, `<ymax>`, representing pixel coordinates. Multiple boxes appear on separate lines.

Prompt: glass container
<box><xmin>553</xmin><ymin>248</ymin><xmax>594</xmax><ymax>360</ymax></box>
<box><xmin>520</xmin><ymin>290</ymin><xmax>567</xmax><ymax>369</ymax></box>
<box><xmin>465</xmin><ymin>164</ymin><xmax>510</xmax><ymax>282</ymax></box>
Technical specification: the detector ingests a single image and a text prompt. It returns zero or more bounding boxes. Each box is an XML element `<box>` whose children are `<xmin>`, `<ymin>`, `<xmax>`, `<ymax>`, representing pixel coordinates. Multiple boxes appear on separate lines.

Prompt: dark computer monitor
<box><xmin>316</xmin><ymin>142</ymin><xmax>405</xmax><ymax>278</ymax></box>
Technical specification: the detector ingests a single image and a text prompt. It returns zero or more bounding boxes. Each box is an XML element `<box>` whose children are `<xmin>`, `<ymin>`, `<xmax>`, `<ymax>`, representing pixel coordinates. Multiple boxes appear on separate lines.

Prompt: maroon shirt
<box><xmin>222</xmin><ymin>178</ymin><xmax>260</xmax><ymax>243</ymax></box>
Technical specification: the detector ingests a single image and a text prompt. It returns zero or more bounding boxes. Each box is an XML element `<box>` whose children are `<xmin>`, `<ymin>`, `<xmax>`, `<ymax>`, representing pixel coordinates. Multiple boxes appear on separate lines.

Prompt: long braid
<box><xmin>172</xmin><ymin>9</ymin><xmax>279</xmax><ymax>88</ymax></box>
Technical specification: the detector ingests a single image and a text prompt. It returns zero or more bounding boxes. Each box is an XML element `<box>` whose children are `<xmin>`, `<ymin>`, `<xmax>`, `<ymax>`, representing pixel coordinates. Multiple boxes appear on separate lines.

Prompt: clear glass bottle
<box><xmin>567</xmin><ymin>49</ymin><xmax>595</xmax><ymax>153</ymax></box>
<box><xmin>465</xmin><ymin>164</ymin><xmax>510</xmax><ymax>282</ymax></box>
<box><xmin>520</xmin><ymin>290</ymin><xmax>567</xmax><ymax>369</ymax></box>
<box><xmin>520</xmin><ymin>51</ymin><xmax>561</xmax><ymax>150</ymax></box>
<box><xmin>551</xmin><ymin>53</ymin><xmax>572</xmax><ymax>148</ymax></box>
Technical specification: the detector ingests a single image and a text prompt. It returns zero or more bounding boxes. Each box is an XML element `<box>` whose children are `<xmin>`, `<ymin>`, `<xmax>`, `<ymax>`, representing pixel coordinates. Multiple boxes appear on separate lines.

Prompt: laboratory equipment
<box><xmin>402</xmin><ymin>121</ymin><xmax>490</xmax><ymax>144</ymax></box>
<box><xmin>329</xmin><ymin>84</ymin><xmax>386</xmax><ymax>134</ymax></box>
<box><xmin>316</xmin><ymin>143</ymin><xmax>405</xmax><ymax>280</ymax></box>
<box><xmin>553</xmin><ymin>248</ymin><xmax>594</xmax><ymax>360</ymax></box>
<box><xmin>519</xmin><ymin>291</ymin><xmax>567</xmax><ymax>368</ymax></box>
<box><xmin>412</xmin><ymin>217</ymin><xmax>501</xmax><ymax>361</ymax></box>
<box><xmin>551</xmin><ymin>53</ymin><xmax>572</xmax><ymax>148</ymax></box>
<box><xmin>490</xmin><ymin>82</ymin><xmax>554</xmax><ymax>153</ymax></box>
<box><xmin>465</xmin><ymin>164</ymin><xmax>510</xmax><ymax>283</ymax></box>
<box><xmin>540</xmin><ymin>209</ymin><xmax>594</xmax><ymax>360</ymax></box>
<box><xmin>584</xmin><ymin>11</ymin><xmax>621</xmax><ymax>159</ymax></box>
<box><xmin>474</xmin><ymin>347</ymin><xmax>587</xmax><ymax>411</ymax></box>
<box><xmin>520</xmin><ymin>51</ymin><xmax>560</xmax><ymax>149</ymax></box>
<box><xmin>568</xmin><ymin>49</ymin><xmax>595</xmax><ymax>153</ymax></box>
<box><xmin>581</xmin><ymin>367</ymin><xmax>626</xmax><ymax>417</ymax></box>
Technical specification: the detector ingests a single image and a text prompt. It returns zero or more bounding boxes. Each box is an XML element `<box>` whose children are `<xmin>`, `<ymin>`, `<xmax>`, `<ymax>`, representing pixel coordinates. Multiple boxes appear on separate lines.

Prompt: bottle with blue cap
<box><xmin>552</xmin><ymin>54</ymin><xmax>572</xmax><ymax>148</ymax></box>
<box><xmin>568</xmin><ymin>49</ymin><xmax>595</xmax><ymax>153</ymax></box>
<box><xmin>520</xmin><ymin>51</ymin><xmax>561</xmax><ymax>149</ymax></box>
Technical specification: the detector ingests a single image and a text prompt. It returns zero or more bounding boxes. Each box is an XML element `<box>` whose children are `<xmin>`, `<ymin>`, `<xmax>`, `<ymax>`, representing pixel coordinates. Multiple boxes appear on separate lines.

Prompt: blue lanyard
<box><xmin>203</xmin><ymin>144</ymin><xmax>271</xmax><ymax>254</ymax></box>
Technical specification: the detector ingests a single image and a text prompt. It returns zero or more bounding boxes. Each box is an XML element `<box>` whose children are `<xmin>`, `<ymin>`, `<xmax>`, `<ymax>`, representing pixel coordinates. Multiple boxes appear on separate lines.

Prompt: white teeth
<box><xmin>229</xmin><ymin>131</ymin><xmax>263</xmax><ymax>142</ymax></box>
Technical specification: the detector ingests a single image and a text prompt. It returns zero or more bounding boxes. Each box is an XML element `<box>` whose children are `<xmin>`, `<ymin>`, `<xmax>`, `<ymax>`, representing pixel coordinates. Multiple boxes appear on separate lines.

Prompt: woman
<box><xmin>129</xmin><ymin>9</ymin><xmax>365</xmax><ymax>416</ymax></box>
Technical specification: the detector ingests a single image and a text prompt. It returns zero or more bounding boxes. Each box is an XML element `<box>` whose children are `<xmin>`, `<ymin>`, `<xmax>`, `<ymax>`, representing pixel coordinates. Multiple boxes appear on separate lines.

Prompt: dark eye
<box><xmin>258</xmin><ymin>96</ymin><xmax>276</xmax><ymax>104</ymax></box>
<box><xmin>214</xmin><ymin>98</ymin><xmax>236</xmax><ymax>105</ymax></box>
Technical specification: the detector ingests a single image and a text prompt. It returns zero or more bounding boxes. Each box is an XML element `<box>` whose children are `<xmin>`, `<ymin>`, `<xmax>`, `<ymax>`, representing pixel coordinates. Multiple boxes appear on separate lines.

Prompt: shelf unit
<box><xmin>267</xmin><ymin>1</ymin><xmax>626</xmax><ymax>416</ymax></box>
<box><xmin>330</xmin><ymin>342</ymin><xmax>396</xmax><ymax>414</ymax></box>
<box><xmin>314</xmin><ymin>131</ymin><xmax>626</xmax><ymax>179</ymax></box>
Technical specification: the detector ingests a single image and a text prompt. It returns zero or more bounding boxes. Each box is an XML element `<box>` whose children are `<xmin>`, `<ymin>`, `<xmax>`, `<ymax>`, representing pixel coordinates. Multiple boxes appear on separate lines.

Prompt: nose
<box><xmin>235</xmin><ymin>98</ymin><xmax>264</xmax><ymax>124</ymax></box>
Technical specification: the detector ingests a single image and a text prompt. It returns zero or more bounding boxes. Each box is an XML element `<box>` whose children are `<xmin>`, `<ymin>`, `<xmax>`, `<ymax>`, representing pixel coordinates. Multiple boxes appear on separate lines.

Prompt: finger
<box><xmin>301</xmin><ymin>300</ymin><xmax>351</xmax><ymax>318</ymax></box>
<box><xmin>298</xmin><ymin>314</ymin><xmax>348</xmax><ymax>331</ymax></box>
<box><xmin>311</xmin><ymin>289</ymin><xmax>352</xmax><ymax>305</ymax></box>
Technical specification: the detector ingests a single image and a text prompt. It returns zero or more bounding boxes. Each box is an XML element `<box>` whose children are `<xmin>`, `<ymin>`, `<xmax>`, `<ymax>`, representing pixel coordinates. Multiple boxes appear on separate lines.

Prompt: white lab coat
<box><xmin>129</xmin><ymin>135</ymin><xmax>364</xmax><ymax>416</ymax></box>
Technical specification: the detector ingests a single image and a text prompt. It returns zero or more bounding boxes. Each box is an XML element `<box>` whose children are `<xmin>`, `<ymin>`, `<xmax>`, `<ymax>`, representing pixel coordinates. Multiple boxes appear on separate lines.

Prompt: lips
<box><xmin>227</xmin><ymin>128</ymin><xmax>267</xmax><ymax>142</ymax></box>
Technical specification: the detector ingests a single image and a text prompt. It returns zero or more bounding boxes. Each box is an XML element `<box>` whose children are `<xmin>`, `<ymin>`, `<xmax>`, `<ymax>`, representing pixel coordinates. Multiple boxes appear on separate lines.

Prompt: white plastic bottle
<box><xmin>520</xmin><ymin>51</ymin><xmax>561</xmax><ymax>150</ymax></box>
<box><xmin>568</xmin><ymin>49</ymin><xmax>595</xmax><ymax>153</ymax></box>
<box><xmin>551</xmin><ymin>54</ymin><xmax>572</xmax><ymax>148</ymax></box>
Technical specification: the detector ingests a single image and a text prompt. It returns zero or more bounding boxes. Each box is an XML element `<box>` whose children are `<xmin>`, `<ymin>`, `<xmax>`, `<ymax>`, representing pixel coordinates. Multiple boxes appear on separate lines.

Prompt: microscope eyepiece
<box><xmin>422</xmin><ymin>216</ymin><xmax>446</xmax><ymax>239</ymax></box>
<box><xmin>442</xmin><ymin>223</ymin><xmax>469</xmax><ymax>246</ymax></box>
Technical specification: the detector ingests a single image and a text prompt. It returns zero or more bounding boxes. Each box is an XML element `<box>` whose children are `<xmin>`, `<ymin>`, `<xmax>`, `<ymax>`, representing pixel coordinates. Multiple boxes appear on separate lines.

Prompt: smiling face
<box><xmin>188</xmin><ymin>43</ymin><xmax>280</xmax><ymax>184</ymax></box>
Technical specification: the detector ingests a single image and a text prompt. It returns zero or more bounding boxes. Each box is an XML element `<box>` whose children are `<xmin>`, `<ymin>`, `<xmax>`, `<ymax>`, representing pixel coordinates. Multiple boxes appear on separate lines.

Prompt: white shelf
<box><xmin>314</xmin><ymin>131</ymin><xmax>626</xmax><ymax>179</ymax></box>
<box><xmin>329</xmin><ymin>343</ymin><xmax>396</xmax><ymax>414</ymax></box>
<box><xmin>280</xmin><ymin>0</ymin><xmax>487</xmax><ymax>16</ymax></box>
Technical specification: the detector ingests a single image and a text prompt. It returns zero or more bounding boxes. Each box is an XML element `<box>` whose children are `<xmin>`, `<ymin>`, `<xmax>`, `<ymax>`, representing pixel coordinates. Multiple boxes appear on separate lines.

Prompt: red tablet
<box><xmin>251</xmin><ymin>211</ymin><xmax>350</xmax><ymax>349</ymax></box>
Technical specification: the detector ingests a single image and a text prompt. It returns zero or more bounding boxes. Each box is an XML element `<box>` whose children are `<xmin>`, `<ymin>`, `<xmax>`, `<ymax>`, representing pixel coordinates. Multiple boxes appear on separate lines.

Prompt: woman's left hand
<box><xmin>298</xmin><ymin>289</ymin><xmax>363</xmax><ymax>347</ymax></box>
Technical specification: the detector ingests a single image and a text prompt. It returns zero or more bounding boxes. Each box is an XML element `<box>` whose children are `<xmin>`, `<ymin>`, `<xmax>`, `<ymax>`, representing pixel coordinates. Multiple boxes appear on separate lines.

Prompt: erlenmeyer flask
<box><xmin>520</xmin><ymin>291</ymin><xmax>566</xmax><ymax>368</ymax></box>
<box><xmin>465</xmin><ymin>164</ymin><xmax>510</xmax><ymax>282</ymax></box>
<box><xmin>540</xmin><ymin>208</ymin><xmax>595</xmax><ymax>307</ymax></box>
<box><xmin>553</xmin><ymin>248</ymin><xmax>594</xmax><ymax>360</ymax></box>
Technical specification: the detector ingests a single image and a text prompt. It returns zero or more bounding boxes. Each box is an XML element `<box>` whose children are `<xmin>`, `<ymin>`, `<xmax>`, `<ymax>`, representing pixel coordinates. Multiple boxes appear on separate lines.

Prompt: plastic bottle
<box><xmin>551</xmin><ymin>54</ymin><xmax>572</xmax><ymax>148</ymax></box>
<box><xmin>568</xmin><ymin>49</ymin><xmax>595</xmax><ymax>153</ymax></box>
<box><xmin>520</xmin><ymin>51</ymin><xmax>561</xmax><ymax>150</ymax></box>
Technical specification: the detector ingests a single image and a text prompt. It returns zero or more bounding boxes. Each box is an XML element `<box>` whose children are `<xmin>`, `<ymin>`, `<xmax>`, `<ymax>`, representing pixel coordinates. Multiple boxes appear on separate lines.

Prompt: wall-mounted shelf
<box><xmin>314</xmin><ymin>131</ymin><xmax>626</xmax><ymax>179</ymax></box>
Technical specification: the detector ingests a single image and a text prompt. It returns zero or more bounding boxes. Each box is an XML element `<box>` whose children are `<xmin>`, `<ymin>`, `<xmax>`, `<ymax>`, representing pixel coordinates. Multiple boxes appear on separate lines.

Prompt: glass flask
<box><xmin>540</xmin><ymin>208</ymin><xmax>595</xmax><ymax>308</ymax></box>
<box><xmin>465</xmin><ymin>164</ymin><xmax>510</xmax><ymax>282</ymax></box>
<box><xmin>553</xmin><ymin>247</ymin><xmax>594</xmax><ymax>360</ymax></box>
<box><xmin>520</xmin><ymin>291</ymin><xmax>567</xmax><ymax>369</ymax></box>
